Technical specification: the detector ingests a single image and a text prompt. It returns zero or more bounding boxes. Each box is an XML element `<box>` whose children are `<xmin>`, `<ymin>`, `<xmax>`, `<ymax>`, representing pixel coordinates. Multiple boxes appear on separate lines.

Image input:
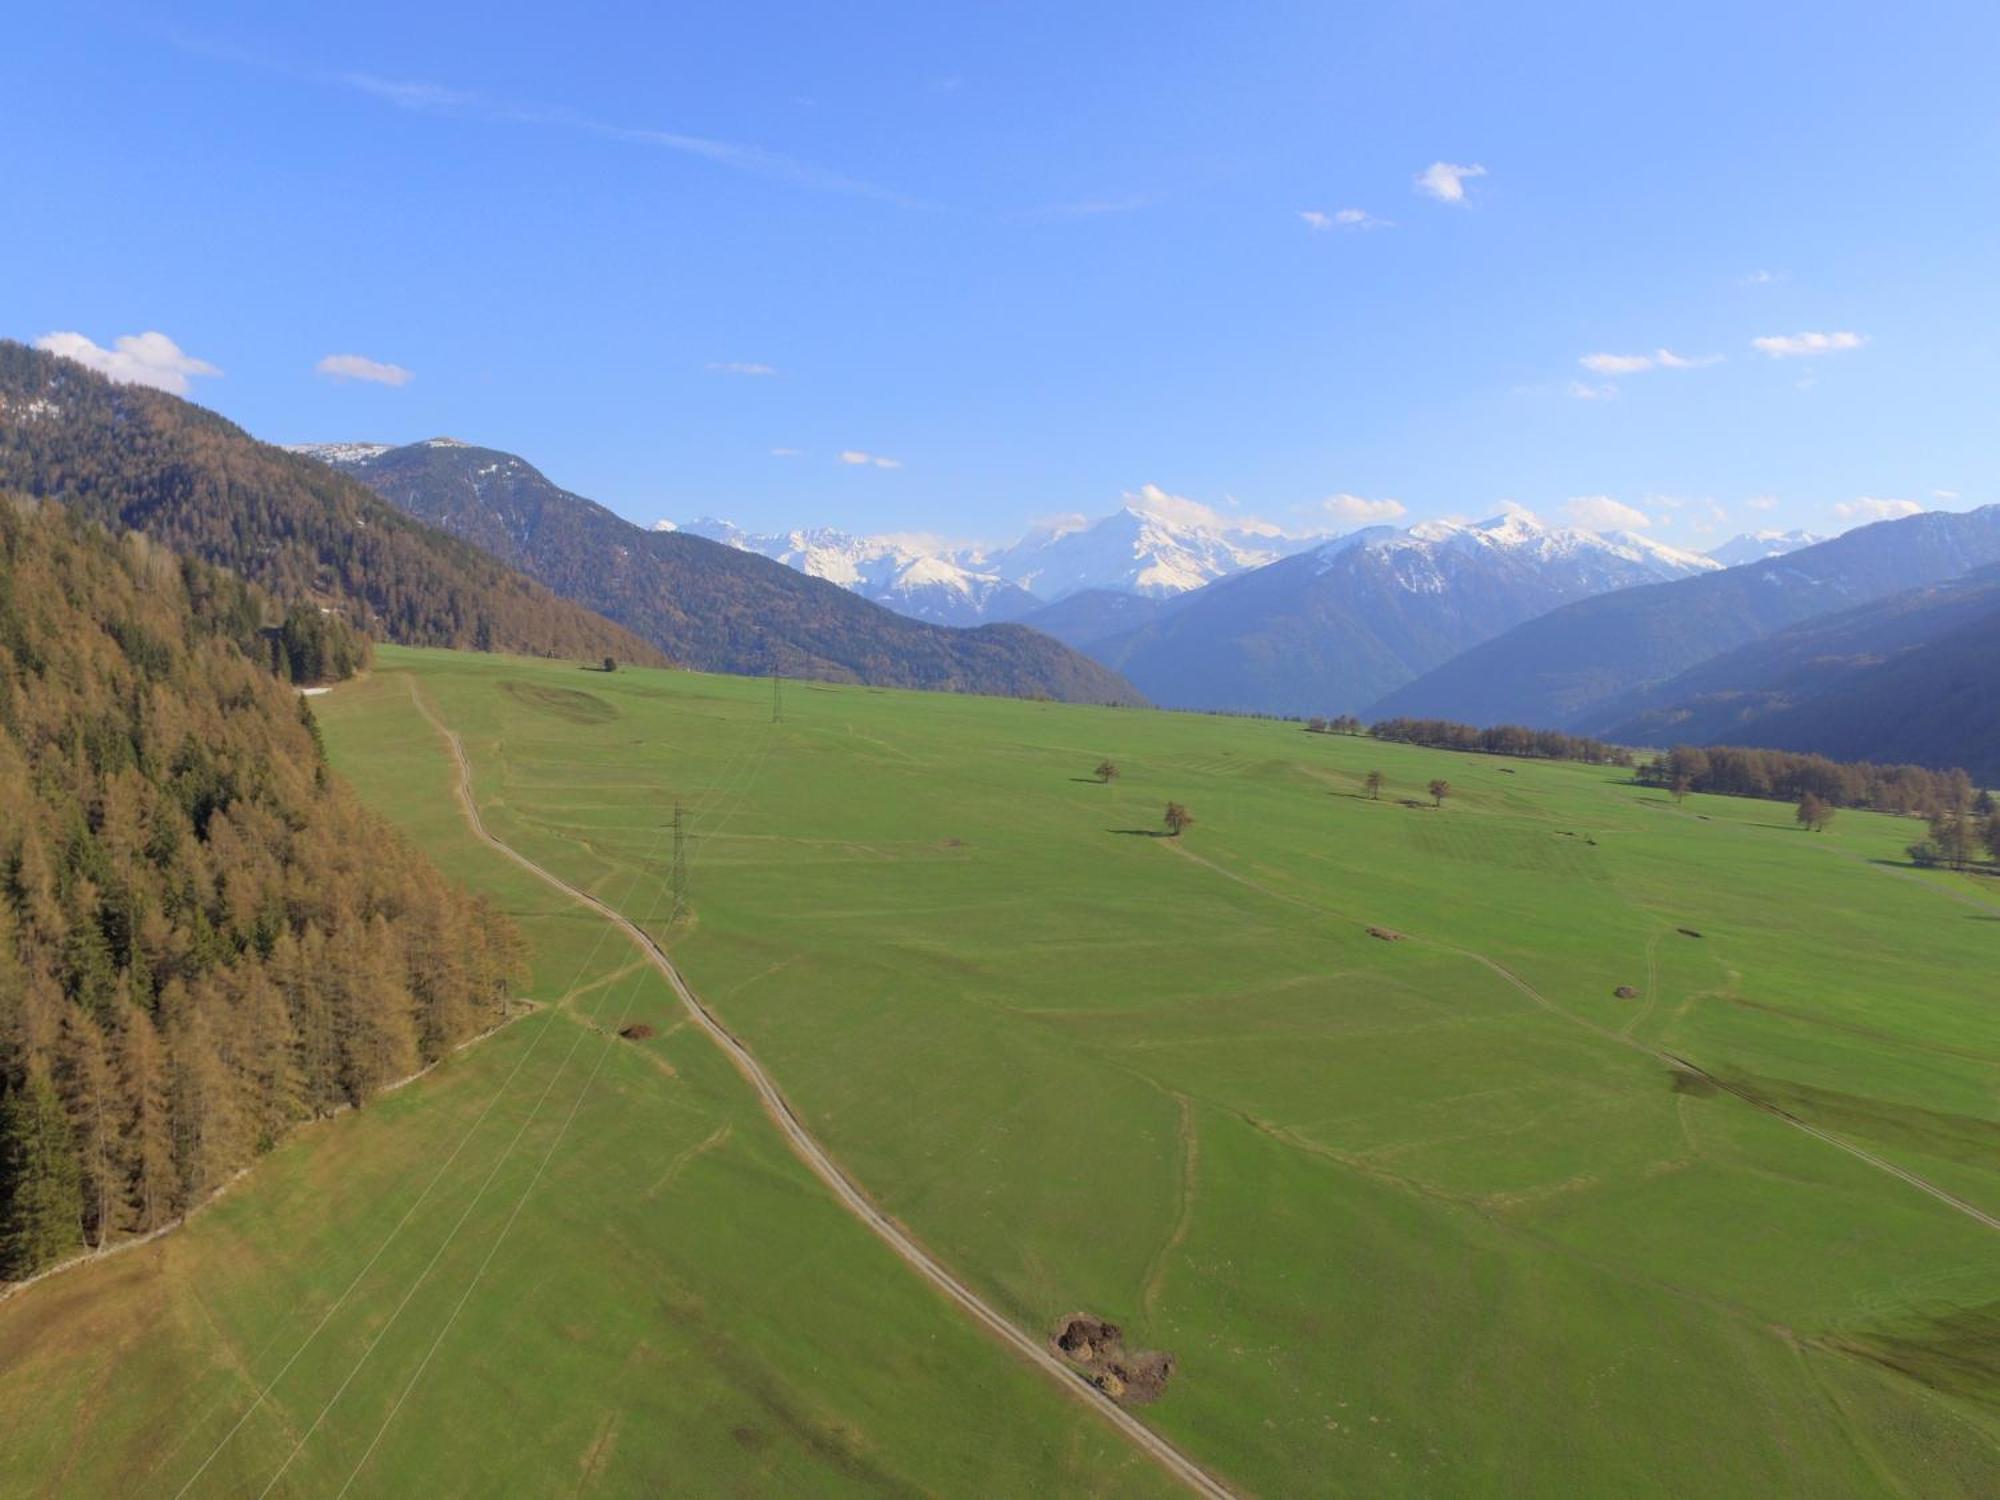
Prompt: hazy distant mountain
<box><xmin>1077</xmin><ymin>509</ymin><xmax>1719</xmax><ymax>716</ymax></box>
<box><xmin>1013</xmin><ymin>589</ymin><xmax>1174</xmax><ymax>651</ymax></box>
<box><xmin>669</xmin><ymin>518</ymin><xmax>1039</xmax><ymax>628</ymax></box>
<box><xmin>1705</xmin><ymin>529</ymin><xmax>1827</xmax><ymax>566</ymax></box>
<box><xmin>1599</xmin><ymin>564</ymin><xmax>2000</xmax><ymax>779</ymax></box>
<box><xmin>982</xmin><ymin>488</ymin><xmax>1322</xmax><ymax>600</ymax></box>
<box><xmin>296</xmin><ymin>440</ymin><xmax>1145</xmax><ymax>705</ymax></box>
<box><xmin>1374</xmin><ymin>505</ymin><xmax>2000</xmax><ymax>729</ymax></box>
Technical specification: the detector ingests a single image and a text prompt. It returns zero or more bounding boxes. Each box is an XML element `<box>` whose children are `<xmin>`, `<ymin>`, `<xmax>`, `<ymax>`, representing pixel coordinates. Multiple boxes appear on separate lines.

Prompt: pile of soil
<box><xmin>1367</xmin><ymin>926</ymin><xmax>1405</xmax><ymax>942</ymax></box>
<box><xmin>1613</xmin><ymin>985</ymin><xmax>1639</xmax><ymax>999</ymax></box>
<box><xmin>618</xmin><ymin>1022</ymin><xmax>657</xmax><ymax>1041</ymax></box>
<box><xmin>1052</xmin><ymin>1315</ymin><xmax>1176</xmax><ymax>1405</ymax></box>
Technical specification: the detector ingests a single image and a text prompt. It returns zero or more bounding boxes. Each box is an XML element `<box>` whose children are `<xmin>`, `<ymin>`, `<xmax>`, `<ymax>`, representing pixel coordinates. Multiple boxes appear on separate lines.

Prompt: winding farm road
<box><xmin>404</xmin><ymin>679</ymin><xmax>1240</xmax><ymax>1500</ymax></box>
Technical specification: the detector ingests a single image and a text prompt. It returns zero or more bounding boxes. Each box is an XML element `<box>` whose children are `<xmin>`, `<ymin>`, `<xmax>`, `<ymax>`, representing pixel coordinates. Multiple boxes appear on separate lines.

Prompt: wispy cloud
<box><xmin>708</xmin><ymin>361</ymin><xmax>776</xmax><ymax>377</ymax></box>
<box><xmin>1579</xmin><ymin>348</ymin><xmax>1723</xmax><ymax>376</ymax></box>
<box><xmin>838</xmin><ymin>450</ymin><xmax>901</xmax><ymax>469</ymax></box>
<box><xmin>37</xmin><ymin>330</ymin><xmax>220</xmax><ymax>395</ymax></box>
<box><xmin>1565</xmin><ymin>495</ymin><xmax>1653</xmax><ymax>532</ymax></box>
<box><xmin>1317</xmin><ymin>493</ymin><xmax>1407</xmax><ymax>526</ymax></box>
<box><xmin>1414</xmin><ymin>161</ymin><xmax>1486</xmax><ymax>204</ymax></box>
<box><xmin>1745</xmin><ymin>494</ymin><xmax>1779</xmax><ymax>511</ymax></box>
<box><xmin>316</xmin><ymin>352</ymin><xmax>412</xmax><ymax>386</ymax></box>
<box><xmin>1300</xmin><ymin>207</ymin><xmax>1391</xmax><ymax>231</ymax></box>
<box><xmin>1741</xmin><ymin>269</ymin><xmax>1787</xmax><ymax>286</ymax></box>
<box><xmin>1022</xmin><ymin>194</ymin><xmax>1152</xmax><ymax>220</ymax></box>
<box><xmin>1752</xmin><ymin>330</ymin><xmax>1866</xmax><ymax>358</ymax></box>
<box><xmin>330</xmin><ymin>72</ymin><xmax>916</xmax><ymax>204</ymax></box>
<box><xmin>770</xmin><ymin>446</ymin><xmax>802</xmax><ymax>458</ymax></box>
<box><xmin>1933</xmin><ymin>488</ymin><xmax>1960</xmax><ymax>501</ymax></box>
<box><xmin>1833</xmin><ymin>496</ymin><xmax>1921</xmax><ymax>522</ymax></box>
<box><xmin>1568</xmin><ymin>381</ymin><xmax>1617</xmax><ymax>400</ymax></box>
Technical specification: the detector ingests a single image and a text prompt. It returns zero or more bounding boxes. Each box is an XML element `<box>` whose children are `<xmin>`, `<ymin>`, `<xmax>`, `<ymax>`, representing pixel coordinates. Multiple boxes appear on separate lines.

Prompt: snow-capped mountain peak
<box><xmin>1705</xmin><ymin>529</ymin><xmax>1828</xmax><ymax>567</ymax></box>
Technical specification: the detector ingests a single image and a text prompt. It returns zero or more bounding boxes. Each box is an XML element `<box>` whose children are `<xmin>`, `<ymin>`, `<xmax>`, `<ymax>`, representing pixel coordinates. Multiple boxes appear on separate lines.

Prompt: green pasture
<box><xmin>3</xmin><ymin>644</ymin><xmax>1996</xmax><ymax>1497</ymax></box>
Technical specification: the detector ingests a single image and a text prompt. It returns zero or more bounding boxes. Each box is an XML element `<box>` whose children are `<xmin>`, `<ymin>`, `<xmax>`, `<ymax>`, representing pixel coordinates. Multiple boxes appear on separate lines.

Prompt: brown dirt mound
<box><xmin>1367</xmin><ymin>926</ymin><xmax>1405</xmax><ymax>942</ymax></box>
<box><xmin>1613</xmin><ymin>985</ymin><xmax>1639</xmax><ymax>999</ymax></box>
<box><xmin>1052</xmin><ymin>1315</ymin><xmax>1175</xmax><ymax>1406</ymax></box>
<box><xmin>618</xmin><ymin>1023</ymin><xmax>657</xmax><ymax>1041</ymax></box>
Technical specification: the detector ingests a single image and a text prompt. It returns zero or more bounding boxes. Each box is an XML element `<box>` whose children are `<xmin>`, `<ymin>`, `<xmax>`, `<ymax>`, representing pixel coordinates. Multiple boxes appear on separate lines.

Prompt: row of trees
<box><xmin>1638</xmin><ymin>744</ymin><xmax>1978</xmax><ymax>817</ymax></box>
<box><xmin>1364</xmin><ymin>718</ymin><xmax>1633</xmax><ymax>766</ymax></box>
<box><xmin>0</xmin><ymin>502</ymin><xmax>523</xmax><ymax>1279</ymax></box>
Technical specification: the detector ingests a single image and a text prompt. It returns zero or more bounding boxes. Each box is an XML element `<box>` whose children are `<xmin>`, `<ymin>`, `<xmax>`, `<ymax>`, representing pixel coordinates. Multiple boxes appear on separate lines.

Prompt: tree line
<box><xmin>1636</xmin><ymin>744</ymin><xmax>1976</xmax><ymax>817</ymax></box>
<box><xmin>1363</xmin><ymin>717</ymin><xmax>1634</xmax><ymax>766</ymax></box>
<box><xmin>0</xmin><ymin>500</ymin><xmax>522</xmax><ymax>1279</ymax></box>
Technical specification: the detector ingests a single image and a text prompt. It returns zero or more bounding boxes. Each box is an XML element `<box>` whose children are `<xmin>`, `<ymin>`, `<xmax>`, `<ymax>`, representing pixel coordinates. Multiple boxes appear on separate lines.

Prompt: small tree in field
<box><xmin>1364</xmin><ymin>770</ymin><xmax>1386</xmax><ymax>801</ymax></box>
<box><xmin>1427</xmin><ymin>778</ymin><xmax>1451</xmax><ymax>808</ymax></box>
<box><xmin>1670</xmin><ymin>775</ymin><xmax>1693</xmax><ymax>805</ymax></box>
<box><xmin>1796</xmin><ymin>792</ymin><xmax>1833</xmax><ymax>832</ymax></box>
<box><xmin>602</xmin><ymin>656</ymin><xmax>617</xmax><ymax>673</ymax></box>
<box><xmin>1095</xmin><ymin>759</ymin><xmax>1119</xmax><ymax>784</ymax></box>
<box><xmin>1163</xmin><ymin>802</ymin><xmax>1194</xmax><ymax>838</ymax></box>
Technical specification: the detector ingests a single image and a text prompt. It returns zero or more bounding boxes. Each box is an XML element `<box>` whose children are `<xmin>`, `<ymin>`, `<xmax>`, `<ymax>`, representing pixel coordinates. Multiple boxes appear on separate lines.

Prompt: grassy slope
<box><xmin>0</xmin><ymin>665</ymin><xmax>1178</xmax><ymax>1499</ymax></box>
<box><xmin>5</xmin><ymin>647</ymin><xmax>1997</xmax><ymax>1496</ymax></box>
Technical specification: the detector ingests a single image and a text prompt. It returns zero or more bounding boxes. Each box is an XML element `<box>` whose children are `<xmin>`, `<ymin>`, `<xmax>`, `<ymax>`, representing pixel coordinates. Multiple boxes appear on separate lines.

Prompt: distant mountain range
<box><xmin>1374</xmin><ymin>505</ymin><xmax>2000</xmax><ymax>731</ymax></box>
<box><xmin>298</xmin><ymin>439</ymin><xmax>1144</xmax><ymax>705</ymax></box>
<box><xmin>0</xmin><ymin>345</ymin><xmax>664</xmax><ymax>667</ymax></box>
<box><xmin>666</xmin><ymin>486</ymin><xmax>1321</xmax><ymax>625</ymax></box>
<box><xmin>664</xmin><ymin>517</ymin><xmax>1040</xmax><ymax>628</ymax></box>
<box><xmin>1070</xmin><ymin>508</ymin><xmax>1721</xmax><ymax>715</ymax></box>
<box><xmin>1702</xmin><ymin>528</ymin><xmax>1827</xmax><ymax>567</ymax></box>
<box><xmin>1600</xmin><ymin>563</ymin><xmax>2000</xmax><ymax>781</ymax></box>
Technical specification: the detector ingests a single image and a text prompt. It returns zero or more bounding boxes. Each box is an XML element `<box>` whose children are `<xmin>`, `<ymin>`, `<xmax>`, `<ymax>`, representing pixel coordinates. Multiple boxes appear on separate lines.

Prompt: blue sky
<box><xmin>10</xmin><ymin>2</ymin><xmax>1997</xmax><ymax>546</ymax></box>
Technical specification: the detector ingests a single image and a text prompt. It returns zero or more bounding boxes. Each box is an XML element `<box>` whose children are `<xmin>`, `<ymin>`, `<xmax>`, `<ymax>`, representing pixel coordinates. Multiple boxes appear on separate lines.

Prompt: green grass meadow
<box><xmin>3</xmin><ymin>645</ymin><xmax>1996</xmax><ymax>1496</ymax></box>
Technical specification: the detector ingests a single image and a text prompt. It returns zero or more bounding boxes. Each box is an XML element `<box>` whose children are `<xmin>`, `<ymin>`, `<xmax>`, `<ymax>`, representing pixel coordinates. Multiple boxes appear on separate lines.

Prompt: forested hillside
<box><xmin>0</xmin><ymin>500</ymin><xmax>523</xmax><ymax>1280</ymax></box>
<box><xmin>313</xmin><ymin>440</ymin><xmax>1146</xmax><ymax>705</ymax></box>
<box><xmin>0</xmin><ymin>343</ymin><xmax>664</xmax><ymax>668</ymax></box>
<box><xmin>1373</xmin><ymin>505</ymin><xmax>2000</xmax><ymax>729</ymax></box>
<box><xmin>1603</xmin><ymin>566</ymin><xmax>2000</xmax><ymax>782</ymax></box>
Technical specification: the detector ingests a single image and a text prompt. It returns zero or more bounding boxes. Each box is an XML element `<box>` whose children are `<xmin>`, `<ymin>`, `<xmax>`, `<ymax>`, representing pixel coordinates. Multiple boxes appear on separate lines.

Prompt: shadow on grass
<box><xmin>1108</xmin><ymin>828</ymin><xmax>1169</xmax><ymax>837</ymax></box>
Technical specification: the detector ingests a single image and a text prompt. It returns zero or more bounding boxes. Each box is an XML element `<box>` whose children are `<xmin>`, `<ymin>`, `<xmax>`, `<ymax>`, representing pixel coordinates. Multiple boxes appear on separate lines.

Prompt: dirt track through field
<box><xmin>405</xmin><ymin>679</ymin><xmax>1241</xmax><ymax>1500</ymax></box>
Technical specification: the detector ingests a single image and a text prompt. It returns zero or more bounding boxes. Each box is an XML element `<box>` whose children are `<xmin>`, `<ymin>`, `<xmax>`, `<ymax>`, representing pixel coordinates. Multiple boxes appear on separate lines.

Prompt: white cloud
<box><xmin>1579</xmin><ymin>353</ymin><xmax>1655</xmax><ymax>376</ymax></box>
<box><xmin>1741</xmin><ymin>269</ymin><xmax>1786</xmax><ymax>286</ymax></box>
<box><xmin>1565</xmin><ymin>495</ymin><xmax>1653</xmax><ymax>532</ymax></box>
<box><xmin>36</xmin><ymin>330</ymin><xmax>220</xmax><ymax>395</ymax></box>
<box><xmin>1752</xmin><ymin>330</ymin><xmax>1866</xmax><ymax>358</ymax></box>
<box><xmin>1414</xmin><ymin>161</ymin><xmax>1486</xmax><ymax>203</ymax></box>
<box><xmin>1316</xmin><ymin>493</ymin><xmax>1408</xmax><ymax>526</ymax></box>
<box><xmin>1301</xmin><ymin>207</ymin><xmax>1390</xmax><ymax>231</ymax></box>
<box><xmin>315</xmin><ymin>353</ymin><xmax>413</xmax><ymax>386</ymax></box>
<box><xmin>1568</xmin><ymin>381</ymin><xmax>1617</xmax><ymax>400</ymax></box>
<box><xmin>707</xmin><ymin>361</ymin><xmax>776</xmax><ymax>376</ymax></box>
<box><xmin>651</xmin><ymin>519</ymin><xmax>678</xmax><ymax>532</ymax></box>
<box><xmin>1833</xmin><ymin>496</ymin><xmax>1922</xmax><ymax>522</ymax></box>
<box><xmin>1579</xmin><ymin>348</ymin><xmax>1722</xmax><ymax>375</ymax></box>
<box><xmin>1745</xmin><ymin>494</ymin><xmax>1779</xmax><ymax>511</ymax></box>
<box><xmin>1123</xmin><ymin>483</ymin><xmax>1239</xmax><ymax>530</ymax></box>
<box><xmin>770</xmin><ymin>446</ymin><xmax>802</xmax><ymax>457</ymax></box>
<box><xmin>1932</xmin><ymin>488</ymin><xmax>1959</xmax><ymax>501</ymax></box>
<box><xmin>838</xmin><ymin>450</ymin><xmax>901</xmax><ymax>469</ymax></box>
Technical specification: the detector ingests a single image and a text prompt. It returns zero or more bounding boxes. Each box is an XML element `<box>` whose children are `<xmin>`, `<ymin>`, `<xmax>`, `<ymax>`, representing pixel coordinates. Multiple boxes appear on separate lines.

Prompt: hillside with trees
<box><xmin>0</xmin><ymin>342</ymin><xmax>664</xmax><ymax>669</ymax></box>
<box><xmin>1604</xmin><ymin>567</ymin><xmax>2000</xmax><ymax>784</ymax></box>
<box><xmin>0</xmin><ymin>499</ymin><xmax>523</xmax><ymax>1279</ymax></box>
<box><xmin>309</xmin><ymin>440</ymin><xmax>1146</xmax><ymax>706</ymax></box>
<box><xmin>1372</xmin><ymin>505</ymin><xmax>2000</xmax><ymax>730</ymax></box>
